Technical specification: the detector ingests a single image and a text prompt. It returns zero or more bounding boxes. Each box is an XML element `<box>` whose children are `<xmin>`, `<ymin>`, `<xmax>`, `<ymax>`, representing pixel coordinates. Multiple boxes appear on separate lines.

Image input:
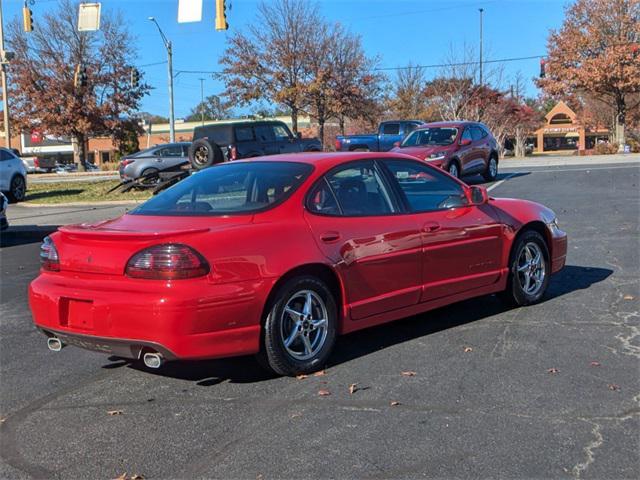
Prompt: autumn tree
<box><xmin>537</xmin><ymin>0</ymin><xmax>640</xmax><ymax>148</ymax></box>
<box><xmin>219</xmin><ymin>0</ymin><xmax>319</xmax><ymax>133</ymax></box>
<box><xmin>7</xmin><ymin>0</ymin><xmax>148</xmax><ymax>169</ymax></box>
<box><xmin>184</xmin><ymin>95</ymin><xmax>233</xmax><ymax>122</ymax></box>
<box><xmin>387</xmin><ymin>65</ymin><xmax>432</xmax><ymax>120</ymax></box>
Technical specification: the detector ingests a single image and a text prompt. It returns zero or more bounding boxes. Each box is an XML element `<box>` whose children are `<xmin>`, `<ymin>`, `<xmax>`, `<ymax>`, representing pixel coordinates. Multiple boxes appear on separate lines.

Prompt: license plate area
<box><xmin>59</xmin><ymin>298</ymin><xmax>94</xmax><ymax>330</ymax></box>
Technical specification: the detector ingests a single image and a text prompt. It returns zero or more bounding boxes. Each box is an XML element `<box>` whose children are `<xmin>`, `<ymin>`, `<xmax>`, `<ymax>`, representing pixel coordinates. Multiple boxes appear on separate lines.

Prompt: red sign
<box><xmin>30</xmin><ymin>131</ymin><xmax>43</xmax><ymax>144</ymax></box>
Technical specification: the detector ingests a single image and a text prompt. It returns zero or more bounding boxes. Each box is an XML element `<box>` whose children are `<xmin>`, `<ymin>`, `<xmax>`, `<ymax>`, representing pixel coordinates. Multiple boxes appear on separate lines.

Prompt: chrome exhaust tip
<box><xmin>47</xmin><ymin>337</ymin><xmax>64</xmax><ymax>352</ymax></box>
<box><xmin>142</xmin><ymin>352</ymin><xmax>163</xmax><ymax>369</ymax></box>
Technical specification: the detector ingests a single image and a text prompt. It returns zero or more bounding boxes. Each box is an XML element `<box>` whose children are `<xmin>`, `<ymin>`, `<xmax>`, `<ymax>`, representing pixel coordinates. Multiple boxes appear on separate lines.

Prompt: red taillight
<box><xmin>125</xmin><ymin>244</ymin><xmax>210</xmax><ymax>280</ymax></box>
<box><xmin>120</xmin><ymin>158</ymin><xmax>135</xmax><ymax>167</ymax></box>
<box><xmin>34</xmin><ymin>157</ymin><xmax>40</xmax><ymax>168</ymax></box>
<box><xmin>334</xmin><ymin>139</ymin><xmax>341</xmax><ymax>150</ymax></box>
<box><xmin>229</xmin><ymin>145</ymin><xmax>238</xmax><ymax>160</ymax></box>
<box><xmin>40</xmin><ymin>236</ymin><xmax>60</xmax><ymax>271</ymax></box>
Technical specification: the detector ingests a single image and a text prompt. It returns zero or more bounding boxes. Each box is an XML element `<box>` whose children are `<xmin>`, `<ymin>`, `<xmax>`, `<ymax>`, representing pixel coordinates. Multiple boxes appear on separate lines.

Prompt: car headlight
<box><xmin>428</xmin><ymin>153</ymin><xmax>446</xmax><ymax>161</ymax></box>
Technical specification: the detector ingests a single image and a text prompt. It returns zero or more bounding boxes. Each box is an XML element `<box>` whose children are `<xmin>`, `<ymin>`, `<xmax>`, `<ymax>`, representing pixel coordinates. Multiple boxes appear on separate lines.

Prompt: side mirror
<box><xmin>393</xmin><ymin>141</ymin><xmax>401</xmax><ymax>148</ymax></box>
<box><xmin>460</xmin><ymin>138</ymin><xmax>472</xmax><ymax>146</ymax></box>
<box><xmin>469</xmin><ymin>186</ymin><xmax>489</xmax><ymax>205</ymax></box>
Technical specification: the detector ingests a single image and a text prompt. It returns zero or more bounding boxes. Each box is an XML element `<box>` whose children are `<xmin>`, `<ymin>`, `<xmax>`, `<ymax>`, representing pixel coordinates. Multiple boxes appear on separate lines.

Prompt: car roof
<box><xmin>417</xmin><ymin>121</ymin><xmax>483</xmax><ymax>129</ymax></box>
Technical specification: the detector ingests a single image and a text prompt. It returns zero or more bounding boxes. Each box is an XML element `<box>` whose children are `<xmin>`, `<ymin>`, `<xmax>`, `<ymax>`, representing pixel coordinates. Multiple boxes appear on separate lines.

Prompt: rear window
<box><xmin>193</xmin><ymin>126</ymin><xmax>233</xmax><ymax>145</ymax></box>
<box><xmin>131</xmin><ymin>161</ymin><xmax>313</xmax><ymax>216</ymax></box>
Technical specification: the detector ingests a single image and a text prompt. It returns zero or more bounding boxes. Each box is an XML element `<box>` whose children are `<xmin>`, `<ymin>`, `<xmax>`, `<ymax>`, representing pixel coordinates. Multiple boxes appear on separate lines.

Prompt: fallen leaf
<box><xmin>131</xmin><ymin>475</ymin><xmax>145</xmax><ymax>480</ymax></box>
<box><xmin>113</xmin><ymin>474</ymin><xmax>127</xmax><ymax>480</ymax></box>
<box><xmin>296</xmin><ymin>374</ymin><xmax>308</xmax><ymax>380</ymax></box>
<box><xmin>608</xmin><ymin>384</ymin><xmax>620</xmax><ymax>391</ymax></box>
<box><xmin>401</xmin><ymin>371</ymin><xmax>417</xmax><ymax>377</ymax></box>
<box><xmin>390</xmin><ymin>401</ymin><xmax>401</xmax><ymax>406</ymax></box>
<box><xmin>463</xmin><ymin>346</ymin><xmax>473</xmax><ymax>353</ymax></box>
<box><xmin>107</xmin><ymin>410</ymin><xmax>123</xmax><ymax>416</ymax></box>
<box><xmin>313</xmin><ymin>370</ymin><xmax>327</xmax><ymax>377</ymax></box>
<box><xmin>547</xmin><ymin>368</ymin><xmax>559</xmax><ymax>374</ymax></box>
<box><xmin>348</xmin><ymin>383</ymin><xmax>358</xmax><ymax>395</ymax></box>
<box><xmin>590</xmin><ymin>361</ymin><xmax>601</xmax><ymax>367</ymax></box>
<box><xmin>290</xmin><ymin>412</ymin><xmax>302</xmax><ymax>419</ymax></box>
<box><xmin>0</xmin><ymin>417</ymin><xmax>6</xmax><ymax>424</ymax></box>
<box><xmin>318</xmin><ymin>389</ymin><xmax>331</xmax><ymax>396</ymax></box>
<box><xmin>623</xmin><ymin>294</ymin><xmax>634</xmax><ymax>300</ymax></box>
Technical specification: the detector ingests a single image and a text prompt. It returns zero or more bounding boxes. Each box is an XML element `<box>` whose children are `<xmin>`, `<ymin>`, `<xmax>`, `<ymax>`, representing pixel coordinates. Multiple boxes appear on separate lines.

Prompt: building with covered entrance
<box><xmin>534</xmin><ymin>101</ymin><xmax>609</xmax><ymax>153</ymax></box>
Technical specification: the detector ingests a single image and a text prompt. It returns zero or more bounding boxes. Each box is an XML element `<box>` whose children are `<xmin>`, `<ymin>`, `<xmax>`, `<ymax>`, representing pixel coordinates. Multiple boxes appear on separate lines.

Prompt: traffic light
<box><xmin>130</xmin><ymin>68</ymin><xmax>140</xmax><ymax>87</ymax></box>
<box><xmin>215</xmin><ymin>0</ymin><xmax>228</xmax><ymax>31</ymax></box>
<box><xmin>539</xmin><ymin>59</ymin><xmax>546</xmax><ymax>78</ymax></box>
<box><xmin>23</xmin><ymin>6</ymin><xmax>34</xmax><ymax>32</ymax></box>
<box><xmin>74</xmin><ymin>65</ymin><xmax>88</xmax><ymax>89</ymax></box>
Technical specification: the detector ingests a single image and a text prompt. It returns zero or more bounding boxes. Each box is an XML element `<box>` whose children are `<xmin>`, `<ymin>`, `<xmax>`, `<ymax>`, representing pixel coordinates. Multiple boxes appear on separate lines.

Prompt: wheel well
<box><xmin>514</xmin><ymin>221</ymin><xmax>552</xmax><ymax>259</ymax></box>
<box><xmin>260</xmin><ymin>263</ymin><xmax>343</xmax><ymax>327</ymax></box>
<box><xmin>349</xmin><ymin>145</ymin><xmax>369</xmax><ymax>152</ymax></box>
<box><xmin>490</xmin><ymin>150</ymin><xmax>499</xmax><ymax>161</ymax></box>
<box><xmin>448</xmin><ymin>157</ymin><xmax>461</xmax><ymax>169</ymax></box>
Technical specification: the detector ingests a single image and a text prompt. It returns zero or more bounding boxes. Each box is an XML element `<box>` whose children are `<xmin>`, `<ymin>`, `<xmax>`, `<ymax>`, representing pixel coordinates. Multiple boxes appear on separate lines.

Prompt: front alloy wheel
<box><xmin>9</xmin><ymin>175</ymin><xmax>26</xmax><ymax>202</ymax></box>
<box><xmin>258</xmin><ymin>276</ymin><xmax>337</xmax><ymax>376</ymax></box>
<box><xmin>503</xmin><ymin>230</ymin><xmax>550</xmax><ymax>306</ymax></box>
<box><xmin>448</xmin><ymin>162</ymin><xmax>459</xmax><ymax>178</ymax></box>
<box><xmin>483</xmin><ymin>156</ymin><xmax>498</xmax><ymax>181</ymax></box>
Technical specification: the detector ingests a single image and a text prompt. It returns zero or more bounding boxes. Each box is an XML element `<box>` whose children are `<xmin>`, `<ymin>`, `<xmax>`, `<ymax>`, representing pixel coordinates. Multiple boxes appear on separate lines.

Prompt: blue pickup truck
<box><xmin>334</xmin><ymin>120</ymin><xmax>423</xmax><ymax>152</ymax></box>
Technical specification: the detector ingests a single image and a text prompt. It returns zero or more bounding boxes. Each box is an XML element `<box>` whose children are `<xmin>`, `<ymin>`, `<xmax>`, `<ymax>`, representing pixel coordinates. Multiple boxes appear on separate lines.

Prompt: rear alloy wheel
<box><xmin>8</xmin><ymin>175</ymin><xmax>26</xmax><ymax>202</ymax></box>
<box><xmin>258</xmin><ymin>276</ymin><xmax>337</xmax><ymax>376</ymax></box>
<box><xmin>503</xmin><ymin>230</ymin><xmax>550</xmax><ymax>306</ymax></box>
<box><xmin>448</xmin><ymin>162</ymin><xmax>460</xmax><ymax>179</ymax></box>
<box><xmin>483</xmin><ymin>156</ymin><xmax>498</xmax><ymax>182</ymax></box>
<box><xmin>140</xmin><ymin>168</ymin><xmax>160</xmax><ymax>186</ymax></box>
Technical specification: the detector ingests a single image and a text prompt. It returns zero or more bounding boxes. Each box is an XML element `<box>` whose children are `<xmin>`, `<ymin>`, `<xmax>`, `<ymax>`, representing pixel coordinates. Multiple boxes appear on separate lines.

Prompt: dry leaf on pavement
<box><xmin>463</xmin><ymin>346</ymin><xmax>473</xmax><ymax>352</ymax></box>
<box><xmin>590</xmin><ymin>361</ymin><xmax>601</xmax><ymax>367</ymax></box>
<box><xmin>131</xmin><ymin>475</ymin><xmax>145</xmax><ymax>480</ymax></box>
<box><xmin>113</xmin><ymin>474</ymin><xmax>127</xmax><ymax>480</ymax></box>
<box><xmin>608</xmin><ymin>384</ymin><xmax>620</xmax><ymax>391</ymax></box>
<box><xmin>348</xmin><ymin>383</ymin><xmax>358</xmax><ymax>395</ymax></box>
<box><xmin>318</xmin><ymin>389</ymin><xmax>331</xmax><ymax>396</ymax></box>
<box><xmin>547</xmin><ymin>368</ymin><xmax>559</xmax><ymax>374</ymax></box>
<box><xmin>401</xmin><ymin>371</ymin><xmax>417</xmax><ymax>377</ymax></box>
<box><xmin>107</xmin><ymin>410</ymin><xmax>123</xmax><ymax>416</ymax></box>
<box><xmin>623</xmin><ymin>294</ymin><xmax>634</xmax><ymax>300</ymax></box>
<box><xmin>313</xmin><ymin>370</ymin><xmax>327</xmax><ymax>376</ymax></box>
<box><xmin>390</xmin><ymin>401</ymin><xmax>401</xmax><ymax>406</ymax></box>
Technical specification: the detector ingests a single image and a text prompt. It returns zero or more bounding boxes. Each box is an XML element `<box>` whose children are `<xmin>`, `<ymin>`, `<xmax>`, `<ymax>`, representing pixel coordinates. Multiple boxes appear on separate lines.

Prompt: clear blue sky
<box><xmin>4</xmin><ymin>0</ymin><xmax>569</xmax><ymax>119</ymax></box>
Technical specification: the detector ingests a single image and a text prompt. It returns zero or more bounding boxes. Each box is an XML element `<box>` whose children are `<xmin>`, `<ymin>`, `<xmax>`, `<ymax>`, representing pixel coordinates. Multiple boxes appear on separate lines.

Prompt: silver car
<box><xmin>119</xmin><ymin>142</ymin><xmax>190</xmax><ymax>182</ymax></box>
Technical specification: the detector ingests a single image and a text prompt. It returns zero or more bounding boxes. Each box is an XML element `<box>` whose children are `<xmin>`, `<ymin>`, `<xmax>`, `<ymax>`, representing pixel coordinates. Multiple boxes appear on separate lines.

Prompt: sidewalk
<box><xmin>500</xmin><ymin>152</ymin><xmax>640</xmax><ymax>168</ymax></box>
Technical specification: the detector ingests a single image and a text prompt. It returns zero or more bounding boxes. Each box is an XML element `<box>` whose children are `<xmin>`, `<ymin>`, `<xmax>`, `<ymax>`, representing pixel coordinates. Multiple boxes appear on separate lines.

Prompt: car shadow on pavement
<box><xmin>0</xmin><ymin>226</ymin><xmax>58</xmax><ymax>248</ymax></box>
<box><xmin>110</xmin><ymin>265</ymin><xmax>611</xmax><ymax>384</ymax></box>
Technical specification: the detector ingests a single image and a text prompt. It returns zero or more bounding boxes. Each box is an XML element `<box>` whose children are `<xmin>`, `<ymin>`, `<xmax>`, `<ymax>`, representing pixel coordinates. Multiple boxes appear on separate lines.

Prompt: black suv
<box><xmin>189</xmin><ymin>120</ymin><xmax>322</xmax><ymax>169</ymax></box>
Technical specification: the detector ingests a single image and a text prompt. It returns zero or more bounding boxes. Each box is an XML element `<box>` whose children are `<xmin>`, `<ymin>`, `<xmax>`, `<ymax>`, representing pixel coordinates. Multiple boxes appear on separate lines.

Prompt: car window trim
<box><xmin>379</xmin><ymin>158</ymin><xmax>471</xmax><ymax>214</ymax></box>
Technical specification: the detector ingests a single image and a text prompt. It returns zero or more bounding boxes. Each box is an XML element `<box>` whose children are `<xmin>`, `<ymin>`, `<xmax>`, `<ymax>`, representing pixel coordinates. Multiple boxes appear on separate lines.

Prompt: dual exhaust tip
<box><xmin>46</xmin><ymin>337</ymin><xmax>164</xmax><ymax>369</ymax></box>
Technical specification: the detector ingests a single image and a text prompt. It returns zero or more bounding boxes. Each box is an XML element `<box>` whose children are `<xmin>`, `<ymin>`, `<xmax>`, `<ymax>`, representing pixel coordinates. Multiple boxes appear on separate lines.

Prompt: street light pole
<box><xmin>0</xmin><ymin>1</ymin><xmax>11</xmax><ymax>148</ymax></box>
<box><xmin>199</xmin><ymin>78</ymin><xmax>205</xmax><ymax>126</ymax></box>
<box><xmin>479</xmin><ymin>8</ymin><xmax>484</xmax><ymax>86</ymax></box>
<box><xmin>148</xmin><ymin>17</ymin><xmax>175</xmax><ymax>143</ymax></box>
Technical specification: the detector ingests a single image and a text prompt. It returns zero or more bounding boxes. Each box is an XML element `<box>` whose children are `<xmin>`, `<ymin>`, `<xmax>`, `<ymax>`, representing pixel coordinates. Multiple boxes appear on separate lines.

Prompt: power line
<box><xmin>137</xmin><ymin>60</ymin><xmax>167</xmax><ymax>68</ymax></box>
<box><xmin>374</xmin><ymin>55</ymin><xmax>544</xmax><ymax>71</ymax></box>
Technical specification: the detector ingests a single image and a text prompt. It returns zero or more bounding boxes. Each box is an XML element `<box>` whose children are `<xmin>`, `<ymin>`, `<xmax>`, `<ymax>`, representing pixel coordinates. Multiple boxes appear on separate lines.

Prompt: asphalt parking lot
<box><xmin>1</xmin><ymin>161</ymin><xmax>638</xmax><ymax>479</ymax></box>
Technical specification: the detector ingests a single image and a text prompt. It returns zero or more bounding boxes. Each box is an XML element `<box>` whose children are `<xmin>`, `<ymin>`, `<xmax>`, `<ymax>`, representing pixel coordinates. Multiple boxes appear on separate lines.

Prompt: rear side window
<box><xmin>254</xmin><ymin>125</ymin><xmax>275</xmax><ymax>142</ymax></box>
<box><xmin>307</xmin><ymin>179</ymin><xmax>340</xmax><ymax>216</ymax></box>
<box><xmin>193</xmin><ymin>126</ymin><xmax>233</xmax><ymax>145</ymax></box>
<box><xmin>132</xmin><ymin>162</ymin><xmax>313</xmax><ymax>216</ymax></box>
<box><xmin>461</xmin><ymin>128</ymin><xmax>472</xmax><ymax>143</ymax></box>
<box><xmin>382</xmin><ymin>123</ymin><xmax>400</xmax><ymax>135</ymax></box>
<box><xmin>383</xmin><ymin>159</ymin><xmax>469</xmax><ymax>212</ymax></box>
<box><xmin>471</xmin><ymin>126</ymin><xmax>486</xmax><ymax>141</ymax></box>
<box><xmin>0</xmin><ymin>149</ymin><xmax>13</xmax><ymax>161</ymax></box>
<box><xmin>235</xmin><ymin>126</ymin><xmax>254</xmax><ymax>142</ymax></box>
<box><xmin>158</xmin><ymin>146</ymin><xmax>183</xmax><ymax>157</ymax></box>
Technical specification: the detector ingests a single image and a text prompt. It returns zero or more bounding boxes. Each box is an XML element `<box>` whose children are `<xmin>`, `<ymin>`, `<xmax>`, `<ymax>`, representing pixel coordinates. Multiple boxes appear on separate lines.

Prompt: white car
<box><xmin>0</xmin><ymin>192</ymin><xmax>7</xmax><ymax>230</ymax></box>
<box><xmin>0</xmin><ymin>147</ymin><xmax>27</xmax><ymax>202</ymax></box>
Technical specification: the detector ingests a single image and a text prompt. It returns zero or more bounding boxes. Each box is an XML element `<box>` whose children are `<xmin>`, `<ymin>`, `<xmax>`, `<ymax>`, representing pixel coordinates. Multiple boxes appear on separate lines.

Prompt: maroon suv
<box><xmin>390</xmin><ymin>121</ymin><xmax>499</xmax><ymax>181</ymax></box>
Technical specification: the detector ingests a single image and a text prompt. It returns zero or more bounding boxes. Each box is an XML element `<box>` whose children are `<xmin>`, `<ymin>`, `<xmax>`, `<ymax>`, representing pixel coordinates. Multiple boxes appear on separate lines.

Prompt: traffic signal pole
<box><xmin>0</xmin><ymin>1</ymin><xmax>11</xmax><ymax>148</ymax></box>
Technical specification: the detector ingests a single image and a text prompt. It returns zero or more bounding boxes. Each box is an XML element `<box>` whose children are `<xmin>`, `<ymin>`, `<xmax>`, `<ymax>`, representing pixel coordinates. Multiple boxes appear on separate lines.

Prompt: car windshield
<box><xmin>131</xmin><ymin>161</ymin><xmax>313</xmax><ymax>216</ymax></box>
<box><xmin>401</xmin><ymin>128</ymin><xmax>458</xmax><ymax>147</ymax></box>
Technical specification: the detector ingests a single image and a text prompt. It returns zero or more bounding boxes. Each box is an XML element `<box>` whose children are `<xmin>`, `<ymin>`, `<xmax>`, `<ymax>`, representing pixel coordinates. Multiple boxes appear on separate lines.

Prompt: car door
<box><xmin>468</xmin><ymin>126</ymin><xmax>489</xmax><ymax>173</ymax></box>
<box><xmin>379</xmin><ymin>122</ymin><xmax>401</xmax><ymax>151</ymax></box>
<box><xmin>0</xmin><ymin>149</ymin><xmax>11</xmax><ymax>190</ymax></box>
<box><xmin>458</xmin><ymin>127</ymin><xmax>475</xmax><ymax>173</ymax></box>
<box><xmin>304</xmin><ymin>160</ymin><xmax>423</xmax><ymax>321</ymax></box>
<box><xmin>273</xmin><ymin>123</ymin><xmax>300</xmax><ymax>154</ymax></box>
<box><xmin>254</xmin><ymin>124</ymin><xmax>278</xmax><ymax>155</ymax></box>
<box><xmin>157</xmin><ymin>145</ymin><xmax>186</xmax><ymax>169</ymax></box>
<box><xmin>381</xmin><ymin>158</ymin><xmax>504</xmax><ymax>302</ymax></box>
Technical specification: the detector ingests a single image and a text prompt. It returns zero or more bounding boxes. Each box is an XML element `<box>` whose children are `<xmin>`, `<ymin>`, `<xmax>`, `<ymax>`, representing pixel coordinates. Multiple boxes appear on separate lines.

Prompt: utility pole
<box><xmin>199</xmin><ymin>78</ymin><xmax>205</xmax><ymax>126</ymax></box>
<box><xmin>149</xmin><ymin>17</ymin><xmax>175</xmax><ymax>143</ymax></box>
<box><xmin>0</xmin><ymin>0</ymin><xmax>11</xmax><ymax>148</ymax></box>
<box><xmin>479</xmin><ymin>8</ymin><xmax>484</xmax><ymax>86</ymax></box>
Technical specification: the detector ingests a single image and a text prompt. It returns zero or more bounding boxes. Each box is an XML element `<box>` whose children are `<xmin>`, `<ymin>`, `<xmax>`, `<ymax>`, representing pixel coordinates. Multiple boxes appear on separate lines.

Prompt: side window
<box><xmin>159</xmin><ymin>146</ymin><xmax>183</xmax><ymax>157</ymax></box>
<box><xmin>273</xmin><ymin>124</ymin><xmax>292</xmax><ymax>141</ymax></box>
<box><xmin>383</xmin><ymin>159</ymin><xmax>469</xmax><ymax>212</ymax></box>
<box><xmin>254</xmin><ymin>125</ymin><xmax>275</xmax><ymax>143</ymax></box>
<box><xmin>404</xmin><ymin>123</ymin><xmax>419</xmax><ymax>135</ymax></box>
<box><xmin>382</xmin><ymin>123</ymin><xmax>400</xmax><ymax>135</ymax></box>
<box><xmin>235</xmin><ymin>126</ymin><xmax>254</xmax><ymax>142</ymax></box>
<box><xmin>461</xmin><ymin>128</ymin><xmax>473</xmax><ymax>143</ymax></box>
<box><xmin>0</xmin><ymin>149</ymin><xmax>11</xmax><ymax>161</ymax></box>
<box><xmin>324</xmin><ymin>161</ymin><xmax>395</xmax><ymax>216</ymax></box>
<box><xmin>182</xmin><ymin>145</ymin><xmax>189</xmax><ymax>156</ymax></box>
<box><xmin>306</xmin><ymin>179</ymin><xmax>341</xmax><ymax>215</ymax></box>
<box><xmin>471</xmin><ymin>126</ymin><xmax>484</xmax><ymax>141</ymax></box>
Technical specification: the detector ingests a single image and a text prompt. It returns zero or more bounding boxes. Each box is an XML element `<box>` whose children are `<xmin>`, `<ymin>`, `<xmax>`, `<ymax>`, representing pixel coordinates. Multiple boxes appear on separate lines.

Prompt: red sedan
<box><xmin>29</xmin><ymin>153</ymin><xmax>567</xmax><ymax>376</ymax></box>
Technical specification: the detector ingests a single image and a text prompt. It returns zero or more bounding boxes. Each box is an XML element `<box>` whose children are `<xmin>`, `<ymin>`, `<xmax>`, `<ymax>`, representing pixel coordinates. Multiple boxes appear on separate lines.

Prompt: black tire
<box><xmin>502</xmin><ymin>230</ymin><xmax>550</xmax><ymax>306</ymax></box>
<box><xmin>188</xmin><ymin>138</ymin><xmax>224</xmax><ymax>170</ymax></box>
<box><xmin>447</xmin><ymin>160</ymin><xmax>460</xmax><ymax>179</ymax></box>
<box><xmin>482</xmin><ymin>155</ymin><xmax>498</xmax><ymax>182</ymax></box>
<box><xmin>257</xmin><ymin>276</ymin><xmax>337</xmax><ymax>376</ymax></box>
<box><xmin>7</xmin><ymin>175</ymin><xmax>26</xmax><ymax>202</ymax></box>
<box><xmin>139</xmin><ymin>168</ymin><xmax>160</xmax><ymax>186</ymax></box>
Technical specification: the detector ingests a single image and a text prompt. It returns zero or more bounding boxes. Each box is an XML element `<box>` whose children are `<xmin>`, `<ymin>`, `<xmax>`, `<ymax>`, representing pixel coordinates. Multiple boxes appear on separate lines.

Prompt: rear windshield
<box><xmin>131</xmin><ymin>161</ymin><xmax>313</xmax><ymax>216</ymax></box>
<box><xmin>401</xmin><ymin>127</ymin><xmax>458</xmax><ymax>147</ymax></box>
<box><xmin>193</xmin><ymin>126</ymin><xmax>233</xmax><ymax>145</ymax></box>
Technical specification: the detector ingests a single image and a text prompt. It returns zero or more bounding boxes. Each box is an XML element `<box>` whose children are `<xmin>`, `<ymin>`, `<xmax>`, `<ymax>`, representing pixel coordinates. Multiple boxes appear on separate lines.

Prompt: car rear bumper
<box><xmin>29</xmin><ymin>272</ymin><xmax>273</xmax><ymax>361</ymax></box>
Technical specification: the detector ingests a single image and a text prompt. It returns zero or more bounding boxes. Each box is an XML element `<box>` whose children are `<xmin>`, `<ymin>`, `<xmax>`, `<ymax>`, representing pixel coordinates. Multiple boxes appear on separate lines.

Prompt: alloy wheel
<box><xmin>516</xmin><ymin>242</ymin><xmax>546</xmax><ymax>296</ymax></box>
<box><xmin>489</xmin><ymin>158</ymin><xmax>497</xmax><ymax>178</ymax></box>
<box><xmin>449</xmin><ymin>163</ymin><xmax>459</xmax><ymax>178</ymax></box>
<box><xmin>280</xmin><ymin>290</ymin><xmax>329</xmax><ymax>361</ymax></box>
<box><xmin>11</xmin><ymin>176</ymin><xmax>25</xmax><ymax>201</ymax></box>
<box><xmin>193</xmin><ymin>146</ymin><xmax>209</xmax><ymax>167</ymax></box>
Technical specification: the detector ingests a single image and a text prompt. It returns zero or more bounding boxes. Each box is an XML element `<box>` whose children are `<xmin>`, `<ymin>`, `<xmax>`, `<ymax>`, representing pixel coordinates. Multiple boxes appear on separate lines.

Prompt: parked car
<box><xmin>189</xmin><ymin>120</ymin><xmax>322</xmax><ymax>169</ymax></box>
<box><xmin>30</xmin><ymin>152</ymin><xmax>567</xmax><ymax>376</ymax></box>
<box><xmin>335</xmin><ymin>120</ymin><xmax>423</xmax><ymax>152</ymax></box>
<box><xmin>0</xmin><ymin>147</ymin><xmax>27</xmax><ymax>202</ymax></box>
<box><xmin>119</xmin><ymin>142</ymin><xmax>191</xmax><ymax>182</ymax></box>
<box><xmin>0</xmin><ymin>192</ymin><xmax>8</xmax><ymax>230</ymax></box>
<box><xmin>391</xmin><ymin>121</ymin><xmax>500</xmax><ymax>181</ymax></box>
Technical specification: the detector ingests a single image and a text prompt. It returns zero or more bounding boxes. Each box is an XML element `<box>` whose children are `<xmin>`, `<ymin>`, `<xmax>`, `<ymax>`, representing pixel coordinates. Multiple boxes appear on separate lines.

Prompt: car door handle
<box><xmin>320</xmin><ymin>231</ymin><xmax>341</xmax><ymax>243</ymax></box>
<box><xmin>422</xmin><ymin>221</ymin><xmax>441</xmax><ymax>233</ymax></box>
